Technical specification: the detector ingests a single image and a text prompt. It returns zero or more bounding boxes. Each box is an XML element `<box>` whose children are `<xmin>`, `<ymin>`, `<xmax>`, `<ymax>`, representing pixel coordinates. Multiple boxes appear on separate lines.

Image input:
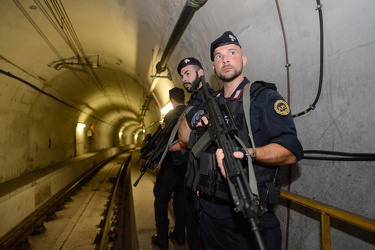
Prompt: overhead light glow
<box><xmin>77</xmin><ymin>123</ymin><xmax>86</xmax><ymax>128</ymax></box>
<box><xmin>161</xmin><ymin>102</ymin><xmax>173</xmax><ymax>115</ymax></box>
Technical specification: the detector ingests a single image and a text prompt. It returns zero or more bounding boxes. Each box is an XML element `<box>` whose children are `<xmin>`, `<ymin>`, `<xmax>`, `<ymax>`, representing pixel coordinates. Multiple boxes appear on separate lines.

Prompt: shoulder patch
<box><xmin>274</xmin><ymin>100</ymin><xmax>290</xmax><ymax>115</ymax></box>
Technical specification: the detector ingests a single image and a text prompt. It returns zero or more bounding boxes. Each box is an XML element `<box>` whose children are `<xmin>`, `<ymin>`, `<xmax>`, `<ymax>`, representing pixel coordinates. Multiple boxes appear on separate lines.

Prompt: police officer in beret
<box><xmin>174</xmin><ymin>57</ymin><xmax>215</xmax><ymax>249</ymax></box>
<box><xmin>176</xmin><ymin>57</ymin><xmax>212</xmax><ymax>107</ymax></box>
<box><xmin>181</xmin><ymin>31</ymin><xmax>304</xmax><ymax>249</ymax></box>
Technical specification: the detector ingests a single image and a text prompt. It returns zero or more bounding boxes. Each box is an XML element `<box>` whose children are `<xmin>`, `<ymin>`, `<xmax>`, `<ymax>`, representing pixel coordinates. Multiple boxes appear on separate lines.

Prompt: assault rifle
<box><xmin>133</xmin><ymin>115</ymin><xmax>179</xmax><ymax>187</ymax></box>
<box><xmin>137</xmin><ymin>125</ymin><xmax>162</xmax><ymax>164</ymax></box>
<box><xmin>191</xmin><ymin>75</ymin><xmax>266</xmax><ymax>250</ymax></box>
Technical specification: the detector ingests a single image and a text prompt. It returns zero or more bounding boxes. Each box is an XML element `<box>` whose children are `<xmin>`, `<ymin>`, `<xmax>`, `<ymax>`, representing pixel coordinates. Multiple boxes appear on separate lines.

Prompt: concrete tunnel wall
<box><xmin>0</xmin><ymin>0</ymin><xmax>374</xmax><ymax>249</ymax></box>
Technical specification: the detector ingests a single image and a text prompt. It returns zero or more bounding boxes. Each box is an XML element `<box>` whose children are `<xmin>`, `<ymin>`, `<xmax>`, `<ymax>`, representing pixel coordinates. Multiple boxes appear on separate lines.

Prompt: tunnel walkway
<box><xmin>130</xmin><ymin>149</ymin><xmax>188</xmax><ymax>250</ymax></box>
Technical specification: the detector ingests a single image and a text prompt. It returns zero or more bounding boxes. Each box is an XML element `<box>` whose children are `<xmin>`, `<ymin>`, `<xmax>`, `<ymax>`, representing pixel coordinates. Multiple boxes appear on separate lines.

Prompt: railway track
<box><xmin>0</xmin><ymin>152</ymin><xmax>133</xmax><ymax>250</ymax></box>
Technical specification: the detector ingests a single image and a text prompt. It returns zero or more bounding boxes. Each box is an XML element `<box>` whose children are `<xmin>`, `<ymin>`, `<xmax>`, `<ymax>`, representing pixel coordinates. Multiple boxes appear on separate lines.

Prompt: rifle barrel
<box><xmin>197</xmin><ymin>75</ymin><xmax>266</xmax><ymax>250</ymax></box>
<box><xmin>133</xmin><ymin>171</ymin><xmax>146</xmax><ymax>187</ymax></box>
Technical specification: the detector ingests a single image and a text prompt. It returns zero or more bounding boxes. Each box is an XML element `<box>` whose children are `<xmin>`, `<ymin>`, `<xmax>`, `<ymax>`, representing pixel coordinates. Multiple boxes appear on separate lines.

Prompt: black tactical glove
<box><xmin>185</xmin><ymin>106</ymin><xmax>205</xmax><ymax>129</ymax></box>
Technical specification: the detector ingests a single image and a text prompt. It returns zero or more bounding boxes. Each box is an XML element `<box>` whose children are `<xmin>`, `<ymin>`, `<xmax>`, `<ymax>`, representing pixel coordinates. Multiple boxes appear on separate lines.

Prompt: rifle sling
<box><xmin>234</xmin><ymin>134</ymin><xmax>259</xmax><ymax>196</ymax></box>
<box><xmin>157</xmin><ymin>110</ymin><xmax>186</xmax><ymax>167</ymax></box>
<box><xmin>243</xmin><ymin>83</ymin><xmax>260</xmax><ymax>197</ymax></box>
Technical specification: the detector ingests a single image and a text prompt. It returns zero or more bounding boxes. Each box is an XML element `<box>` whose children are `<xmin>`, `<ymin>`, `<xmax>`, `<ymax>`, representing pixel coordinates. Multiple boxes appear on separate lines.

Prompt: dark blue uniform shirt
<box><xmin>219</xmin><ymin>77</ymin><xmax>304</xmax><ymax>161</ymax></box>
<box><xmin>200</xmin><ymin>77</ymin><xmax>303</xmax><ymax>219</ymax></box>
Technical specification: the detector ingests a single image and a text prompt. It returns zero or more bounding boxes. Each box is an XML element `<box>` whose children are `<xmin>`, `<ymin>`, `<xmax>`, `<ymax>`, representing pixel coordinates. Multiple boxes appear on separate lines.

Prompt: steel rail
<box><xmin>98</xmin><ymin>155</ymin><xmax>132</xmax><ymax>249</ymax></box>
<box><xmin>0</xmin><ymin>154</ymin><xmax>120</xmax><ymax>249</ymax></box>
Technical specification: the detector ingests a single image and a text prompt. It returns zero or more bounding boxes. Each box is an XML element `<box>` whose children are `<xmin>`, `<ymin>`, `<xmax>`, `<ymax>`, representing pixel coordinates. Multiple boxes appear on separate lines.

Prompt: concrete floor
<box><xmin>131</xmin><ymin>151</ymin><xmax>188</xmax><ymax>250</ymax></box>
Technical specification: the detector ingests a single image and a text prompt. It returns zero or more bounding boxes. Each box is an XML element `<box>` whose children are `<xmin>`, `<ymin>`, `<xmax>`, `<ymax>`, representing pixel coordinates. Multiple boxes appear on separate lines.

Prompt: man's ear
<box><xmin>198</xmin><ymin>68</ymin><xmax>204</xmax><ymax>77</ymax></box>
<box><xmin>242</xmin><ymin>55</ymin><xmax>247</xmax><ymax>67</ymax></box>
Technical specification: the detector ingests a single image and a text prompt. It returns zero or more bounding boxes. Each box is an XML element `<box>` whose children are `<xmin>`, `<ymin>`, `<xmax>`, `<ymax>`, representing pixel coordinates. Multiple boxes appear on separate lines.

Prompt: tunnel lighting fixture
<box><xmin>77</xmin><ymin>123</ymin><xmax>86</xmax><ymax>129</ymax></box>
<box><xmin>119</xmin><ymin>131</ymin><xmax>123</xmax><ymax>137</ymax></box>
<box><xmin>161</xmin><ymin>102</ymin><xmax>173</xmax><ymax>115</ymax></box>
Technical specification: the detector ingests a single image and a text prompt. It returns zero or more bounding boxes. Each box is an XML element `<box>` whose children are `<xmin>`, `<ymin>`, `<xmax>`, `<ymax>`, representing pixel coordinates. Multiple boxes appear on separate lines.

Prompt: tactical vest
<box><xmin>185</xmin><ymin>81</ymin><xmax>281</xmax><ymax>208</ymax></box>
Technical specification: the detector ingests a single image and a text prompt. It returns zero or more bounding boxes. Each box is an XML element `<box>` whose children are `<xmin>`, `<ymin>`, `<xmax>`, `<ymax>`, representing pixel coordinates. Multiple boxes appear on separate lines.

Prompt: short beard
<box><xmin>215</xmin><ymin>62</ymin><xmax>243</xmax><ymax>83</ymax></box>
<box><xmin>186</xmin><ymin>71</ymin><xmax>200</xmax><ymax>93</ymax></box>
<box><xmin>217</xmin><ymin>68</ymin><xmax>242</xmax><ymax>82</ymax></box>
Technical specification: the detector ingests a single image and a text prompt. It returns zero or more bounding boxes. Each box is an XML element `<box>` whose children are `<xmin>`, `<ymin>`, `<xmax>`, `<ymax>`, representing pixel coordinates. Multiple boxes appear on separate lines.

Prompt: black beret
<box><xmin>177</xmin><ymin>57</ymin><xmax>203</xmax><ymax>74</ymax></box>
<box><xmin>210</xmin><ymin>31</ymin><xmax>241</xmax><ymax>61</ymax></box>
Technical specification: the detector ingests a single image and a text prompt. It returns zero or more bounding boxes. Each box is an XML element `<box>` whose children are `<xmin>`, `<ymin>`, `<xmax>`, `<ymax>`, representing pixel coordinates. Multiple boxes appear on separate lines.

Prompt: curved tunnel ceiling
<box><xmin>2</xmin><ymin>0</ymin><xmax>374</xmax><ymax>140</ymax></box>
<box><xmin>1</xmin><ymin>0</ymin><xmax>194</xmax><ymax>134</ymax></box>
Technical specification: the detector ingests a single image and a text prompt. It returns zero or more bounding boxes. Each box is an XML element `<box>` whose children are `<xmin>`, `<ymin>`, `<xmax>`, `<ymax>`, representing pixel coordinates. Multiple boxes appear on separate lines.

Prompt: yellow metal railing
<box><xmin>279</xmin><ymin>189</ymin><xmax>375</xmax><ymax>250</ymax></box>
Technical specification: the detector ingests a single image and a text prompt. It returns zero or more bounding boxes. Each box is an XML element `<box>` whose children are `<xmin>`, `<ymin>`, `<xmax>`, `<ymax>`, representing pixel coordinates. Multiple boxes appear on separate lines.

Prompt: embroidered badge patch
<box><xmin>274</xmin><ymin>100</ymin><xmax>290</xmax><ymax>115</ymax></box>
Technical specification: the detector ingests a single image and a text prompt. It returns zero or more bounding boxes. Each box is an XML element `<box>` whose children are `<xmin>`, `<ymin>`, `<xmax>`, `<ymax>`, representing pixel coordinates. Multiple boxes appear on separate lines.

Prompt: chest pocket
<box><xmin>232</xmin><ymin>112</ymin><xmax>244</xmax><ymax>131</ymax></box>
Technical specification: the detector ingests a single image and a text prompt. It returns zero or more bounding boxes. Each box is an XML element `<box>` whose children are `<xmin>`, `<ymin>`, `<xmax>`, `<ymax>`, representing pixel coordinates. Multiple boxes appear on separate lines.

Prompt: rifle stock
<box><xmin>193</xmin><ymin>75</ymin><xmax>266</xmax><ymax>250</ymax></box>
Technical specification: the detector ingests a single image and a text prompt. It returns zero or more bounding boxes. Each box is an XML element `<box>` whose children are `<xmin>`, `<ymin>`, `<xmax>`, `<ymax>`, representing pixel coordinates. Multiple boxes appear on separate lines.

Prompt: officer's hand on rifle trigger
<box><xmin>196</xmin><ymin>116</ymin><xmax>208</xmax><ymax>127</ymax></box>
<box><xmin>216</xmin><ymin>148</ymin><xmax>246</xmax><ymax>178</ymax></box>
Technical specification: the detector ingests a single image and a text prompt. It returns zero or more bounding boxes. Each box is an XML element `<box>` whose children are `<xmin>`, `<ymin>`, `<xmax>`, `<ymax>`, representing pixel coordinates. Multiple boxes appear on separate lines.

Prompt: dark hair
<box><xmin>169</xmin><ymin>87</ymin><xmax>185</xmax><ymax>103</ymax></box>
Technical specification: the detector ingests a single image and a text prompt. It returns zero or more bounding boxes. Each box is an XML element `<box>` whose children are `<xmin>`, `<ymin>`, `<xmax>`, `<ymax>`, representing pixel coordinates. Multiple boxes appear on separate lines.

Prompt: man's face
<box><xmin>180</xmin><ymin>65</ymin><xmax>201</xmax><ymax>92</ymax></box>
<box><xmin>213</xmin><ymin>44</ymin><xmax>246</xmax><ymax>82</ymax></box>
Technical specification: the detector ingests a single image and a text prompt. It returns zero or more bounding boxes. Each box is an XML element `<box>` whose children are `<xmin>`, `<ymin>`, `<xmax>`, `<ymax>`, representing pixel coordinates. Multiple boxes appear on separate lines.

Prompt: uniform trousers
<box><xmin>200</xmin><ymin>198</ymin><xmax>282</xmax><ymax>250</ymax></box>
<box><xmin>185</xmin><ymin>187</ymin><xmax>204</xmax><ymax>250</ymax></box>
<box><xmin>153</xmin><ymin>158</ymin><xmax>186</xmax><ymax>241</ymax></box>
